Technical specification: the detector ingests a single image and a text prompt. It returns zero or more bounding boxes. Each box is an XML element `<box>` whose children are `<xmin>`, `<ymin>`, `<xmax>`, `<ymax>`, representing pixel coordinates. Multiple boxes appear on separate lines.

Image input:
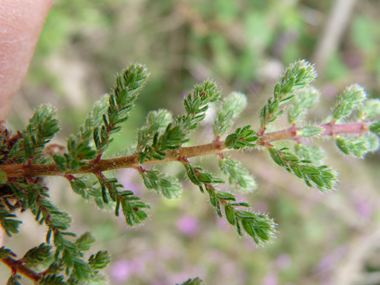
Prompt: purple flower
<box><xmin>111</xmin><ymin>258</ymin><xmax>146</xmax><ymax>283</ymax></box>
<box><xmin>276</xmin><ymin>254</ymin><xmax>292</xmax><ymax>270</ymax></box>
<box><xmin>355</xmin><ymin>198</ymin><xmax>372</xmax><ymax>219</ymax></box>
<box><xmin>177</xmin><ymin>215</ymin><xmax>200</xmax><ymax>236</ymax></box>
<box><xmin>262</xmin><ymin>272</ymin><xmax>278</xmax><ymax>285</ymax></box>
<box><xmin>118</xmin><ymin>168</ymin><xmax>142</xmax><ymax>196</ymax></box>
<box><xmin>315</xmin><ymin>246</ymin><xmax>347</xmax><ymax>273</ymax></box>
<box><xmin>111</xmin><ymin>260</ymin><xmax>131</xmax><ymax>283</ymax></box>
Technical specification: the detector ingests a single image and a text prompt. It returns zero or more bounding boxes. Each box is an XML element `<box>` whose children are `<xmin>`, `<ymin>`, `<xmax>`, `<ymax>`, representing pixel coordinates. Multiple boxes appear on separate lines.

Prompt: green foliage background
<box><xmin>4</xmin><ymin>0</ymin><xmax>380</xmax><ymax>284</ymax></box>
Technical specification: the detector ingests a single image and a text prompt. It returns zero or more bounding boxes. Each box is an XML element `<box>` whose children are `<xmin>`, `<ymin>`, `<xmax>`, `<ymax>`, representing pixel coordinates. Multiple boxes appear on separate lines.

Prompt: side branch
<box><xmin>1</xmin><ymin>256</ymin><xmax>41</xmax><ymax>282</ymax></box>
<box><xmin>257</xmin><ymin>122</ymin><xmax>370</xmax><ymax>144</ymax></box>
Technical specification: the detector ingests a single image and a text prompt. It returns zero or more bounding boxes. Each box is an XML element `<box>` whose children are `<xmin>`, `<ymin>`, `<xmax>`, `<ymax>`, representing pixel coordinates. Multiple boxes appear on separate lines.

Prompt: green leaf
<box><xmin>288</xmin><ymin>86</ymin><xmax>320</xmax><ymax>123</ymax></box>
<box><xmin>335</xmin><ymin>137</ymin><xmax>350</xmax><ymax>155</ymax></box>
<box><xmin>137</xmin><ymin>110</ymin><xmax>173</xmax><ymax>149</ymax></box>
<box><xmin>335</xmin><ymin>136</ymin><xmax>369</xmax><ymax>158</ymax></box>
<box><xmin>300</xmin><ymin>126</ymin><xmax>323</xmax><ymax>137</ymax></box>
<box><xmin>332</xmin><ymin>84</ymin><xmax>366</xmax><ymax>121</ymax></box>
<box><xmin>139</xmin><ymin>169</ymin><xmax>182</xmax><ymax>198</ymax></box>
<box><xmin>53</xmin><ymin>154</ymin><xmax>66</xmax><ymax>172</ymax></box>
<box><xmin>362</xmin><ymin>133</ymin><xmax>380</xmax><ymax>152</ymax></box>
<box><xmin>295</xmin><ymin>144</ymin><xmax>326</xmax><ymax>165</ymax></box>
<box><xmin>219</xmin><ymin>158</ymin><xmax>257</xmax><ymax>192</ymax></box>
<box><xmin>269</xmin><ymin>147</ymin><xmax>336</xmax><ymax>192</ymax></box>
<box><xmin>179</xmin><ymin>80</ymin><xmax>221</xmax><ymax>132</ymax></box>
<box><xmin>0</xmin><ymin>170</ymin><xmax>7</xmax><ymax>184</ymax></box>
<box><xmin>230</xmin><ymin>202</ymin><xmax>250</xmax><ymax>207</ymax></box>
<box><xmin>369</xmin><ymin>121</ymin><xmax>380</xmax><ymax>136</ymax></box>
<box><xmin>83</xmin><ymin>64</ymin><xmax>150</xmax><ymax>157</ymax></box>
<box><xmin>281</xmin><ymin>76</ymin><xmax>295</xmax><ymax>93</ymax></box>
<box><xmin>281</xmin><ymin>60</ymin><xmax>317</xmax><ymax>91</ymax></box>
<box><xmin>0</xmin><ymin>208</ymin><xmax>22</xmax><ymax>237</ymax></box>
<box><xmin>225</xmin><ymin>205</ymin><xmax>236</xmax><ymax>225</ymax></box>
<box><xmin>213</xmin><ymin>92</ymin><xmax>247</xmax><ymax>137</ymax></box>
<box><xmin>8</xmin><ymin>105</ymin><xmax>60</xmax><ymax>163</ymax></box>
<box><xmin>89</xmin><ymin>251</ymin><xmax>110</xmax><ymax>271</ymax></box>
<box><xmin>235</xmin><ymin>210</ymin><xmax>257</xmax><ymax>219</ymax></box>
<box><xmin>300</xmin><ymin>165</ymin><xmax>320</xmax><ymax>175</ymax></box>
<box><xmin>177</xmin><ymin>277</ymin><xmax>204</xmax><ymax>285</ymax></box>
<box><xmin>98</xmin><ymin>180</ymin><xmax>108</xmax><ymax>204</ymax></box>
<box><xmin>7</xmin><ymin>275</ymin><xmax>22</xmax><ymax>285</ymax></box>
<box><xmin>185</xmin><ymin>164</ymin><xmax>201</xmax><ymax>186</ymax></box>
<box><xmin>39</xmin><ymin>275</ymin><xmax>65</xmax><ymax>285</ymax></box>
<box><xmin>76</xmin><ymin>232</ymin><xmax>95</xmax><ymax>252</ymax></box>
<box><xmin>21</xmin><ymin>243</ymin><xmax>52</xmax><ymax>265</ymax></box>
<box><xmin>225</xmin><ymin>125</ymin><xmax>258</xmax><ymax>150</ymax></box>
<box><xmin>205</xmin><ymin>186</ymin><xmax>218</xmax><ymax>207</ymax></box>
<box><xmin>197</xmin><ymin>173</ymin><xmax>212</xmax><ymax>183</ymax></box>
<box><xmin>358</xmin><ymin>99</ymin><xmax>380</xmax><ymax>120</ymax></box>
<box><xmin>72</xmin><ymin>258</ymin><xmax>92</xmax><ymax>281</ymax></box>
<box><xmin>63</xmin><ymin>248</ymin><xmax>73</xmax><ymax>267</ymax></box>
<box><xmin>0</xmin><ymin>247</ymin><xmax>16</xmax><ymax>259</ymax></box>
<box><xmin>269</xmin><ymin>148</ymin><xmax>285</xmax><ymax>166</ymax></box>
<box><xmin>261</xmin><ymin>60</ymin><xmax>317</xmax><ymax>128</ymax></box>
<box><xmin>238</xmin><ymin>214</ymin><xmax>276</xmax><ymax>246</ymax></box>
<box><xmin>216</xmin><ymin>192</ymin><xmax>236</xmax><ymax>201</ymax></box>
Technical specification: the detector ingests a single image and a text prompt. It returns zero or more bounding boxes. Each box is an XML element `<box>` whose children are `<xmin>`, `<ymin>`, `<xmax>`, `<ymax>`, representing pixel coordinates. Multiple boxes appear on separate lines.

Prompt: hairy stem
<box><xmin>1</xmin><ymin>141</ymin><xmax>226</xmax><ymax>178</ymax></box>
<box><xmin>257</xmin><ymin>122</ymin><xmax>370</xmax><ymax>144</ymax></box>
<box><xmin>0</xmin><ymin>122</ymin><xmax>370</xmax><ymax>178</ymax></box>
<box><xmin>0</xmin><ymin>256</ymin><xmax>41</xmax><ymax>282</ymax></box>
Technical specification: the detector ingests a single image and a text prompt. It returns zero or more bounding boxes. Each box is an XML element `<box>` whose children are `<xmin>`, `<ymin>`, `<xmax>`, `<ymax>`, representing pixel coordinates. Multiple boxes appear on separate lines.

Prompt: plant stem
<box><xmin>1</xmin><ymin>141</ymin><xmax>226</xmax><ymax>178</ymax></box>
<box><xmin>257</xmin><ymin>122</ymin><xmax>370</xmax><ymax>144</ymax></box>
<box><xmin>0</xmin><ymin>122</ymin><xmax>370</xmax><ymax>178</ymax></box>
<box><xmin>0</xmin><ymin>256</ymin><xmax>41</xmax><ymax>282</ymax></box>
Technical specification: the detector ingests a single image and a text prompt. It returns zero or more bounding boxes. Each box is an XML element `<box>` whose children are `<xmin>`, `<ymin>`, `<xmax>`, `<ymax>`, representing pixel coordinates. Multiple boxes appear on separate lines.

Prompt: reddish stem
<box><xmin>137</xmin><ymin>166</ymin><xmax>147</xmax><ymax>173</ymax></box>
<box><xmin>0</xmin><ymin>256</ymin><xmax>41</xmax><ymax>282</ymax></box>
<box><xmin>0</xmin><ymin>122</ymin><xmax>370</xmax><ymax>179</ymax></box>
<box><xmin>257</xmin><ymin>121</ymin><xmax>370</xmax><ymax>145</ymax></box>
<box><xmin>64</xmin><ymin>175</ymin><xmax>76</xmax><ymax>181</ymax></box>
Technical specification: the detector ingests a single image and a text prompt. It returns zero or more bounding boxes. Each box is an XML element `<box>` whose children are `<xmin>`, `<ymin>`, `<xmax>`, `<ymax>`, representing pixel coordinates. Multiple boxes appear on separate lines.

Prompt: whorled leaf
<box><xmin>269</xmin><ymin>147</ymin><xmax>337</xmax><ymax>192</ymax></box>
<box><xmin>335</xmin><ymin>136</ymin><xmax>370</xmax><ymax>158</ymax></box>
<box><xmin>332</xmin><ymin>84</ymin><xmax>366</xmax><ymax>121</ymax></box>
<box><xmin>288</xmin><ymin>86</ymin><xmax>320</xmax><ymax>123</ymax></box>
<box><xmin>213</xmin><ymin>92</ymin><xmax>247</xmax><ymax>137</ymax></box>
<box><xmin>261</xmin><ymin>60</ymin><xmax>317</xmax><ymax>128</ymax></box>
<box><xmin>225</xmin><ymin>125</ymin><xmax>258</xmax><ymax>150</ymax></box>
<box><xmin>219</xmin><ymin>158</ymin><xmax>257</xmax><ymax>193</ymax></box>
<box><xmin>138</xmin><ymin>168</ymin><xmax>182</xmax><ymax>199</ymax></box>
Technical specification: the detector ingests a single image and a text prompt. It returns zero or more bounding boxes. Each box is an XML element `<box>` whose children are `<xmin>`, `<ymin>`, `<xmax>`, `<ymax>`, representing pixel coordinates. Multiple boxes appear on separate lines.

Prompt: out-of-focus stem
<box><xmin>312</xmin><ymin>0</ymin><xmax>357</xmax><ymax>72</ymax></box>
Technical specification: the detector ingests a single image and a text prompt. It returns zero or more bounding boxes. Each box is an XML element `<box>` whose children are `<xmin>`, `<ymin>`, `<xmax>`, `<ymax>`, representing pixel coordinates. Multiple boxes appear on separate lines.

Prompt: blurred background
<box><xmin>3</xmin><ymin>0</ymin><xmax>380</xmax><ymax>284</ymax></box>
